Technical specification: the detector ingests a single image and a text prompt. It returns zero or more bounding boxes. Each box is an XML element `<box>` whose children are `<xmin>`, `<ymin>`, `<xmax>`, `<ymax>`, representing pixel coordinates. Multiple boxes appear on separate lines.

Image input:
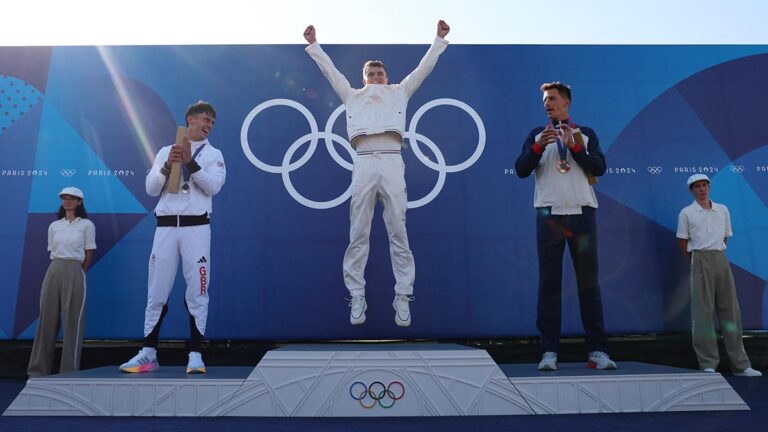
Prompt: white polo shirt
<box><xmin>533</xmin><ymin>130</ymin><xmax>598</xmax><ymax>215</ymax></box>
<box><xmin>676</xmin><ymin>200</ymin><xmax>732</xmax><ymax>252</ymax></box>
<box><xmin>48</xmin><ymin>217</ymin><xmax>97</xmax><ymax>262</ymax></box>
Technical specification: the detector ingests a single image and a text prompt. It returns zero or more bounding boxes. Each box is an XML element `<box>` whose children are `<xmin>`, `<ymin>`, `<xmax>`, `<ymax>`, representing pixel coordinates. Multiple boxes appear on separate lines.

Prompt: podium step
<box><xmin>502</xmin><ymin>362</ymin><xmax>749</xmax><ymax>414</ymax></box>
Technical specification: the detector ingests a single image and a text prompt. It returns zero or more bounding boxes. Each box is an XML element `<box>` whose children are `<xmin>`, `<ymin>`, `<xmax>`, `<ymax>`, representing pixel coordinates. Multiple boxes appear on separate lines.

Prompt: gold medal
<box><xmin>556</xmin><ymin>160</ymin><xmax>571</xmax><ymax>173</ymax></box>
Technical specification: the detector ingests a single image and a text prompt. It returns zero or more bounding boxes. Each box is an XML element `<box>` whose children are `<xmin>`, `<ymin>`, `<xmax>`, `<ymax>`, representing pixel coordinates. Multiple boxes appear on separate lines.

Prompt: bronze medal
<box><xmin>556</xmin><ymin>160</ymin><xmax>571</xmax><ymax>173</ymax></box>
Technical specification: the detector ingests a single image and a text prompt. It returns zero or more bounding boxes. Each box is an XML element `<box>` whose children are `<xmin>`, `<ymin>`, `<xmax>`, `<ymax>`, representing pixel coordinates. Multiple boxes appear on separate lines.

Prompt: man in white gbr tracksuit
<box><xmin>120</xmin><ymin>101</ymin><xmax>226</xmax><ymax>373</ymax></box>
<box><xmin>303</xmin><ymin>21</ymin><xmax>450</xmax><ymax>326</ymax></box>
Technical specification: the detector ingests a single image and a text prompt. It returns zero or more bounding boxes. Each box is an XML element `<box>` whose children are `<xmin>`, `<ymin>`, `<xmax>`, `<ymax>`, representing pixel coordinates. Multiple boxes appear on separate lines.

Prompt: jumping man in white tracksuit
<box><xmin>120</xmin><ymin>101</ymin><xmax>226</xmax><ymax>374</ymax></box>
<box><xmin>303</xmin><ymin>20</ymin><xmax>450</xmax><ymax>326</ymax></box>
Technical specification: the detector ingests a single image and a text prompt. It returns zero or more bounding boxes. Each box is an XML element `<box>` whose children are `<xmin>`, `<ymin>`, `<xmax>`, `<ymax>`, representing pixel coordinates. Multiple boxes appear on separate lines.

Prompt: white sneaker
<box><xmin>186</xmin><ymin>351</ymin><xmax>206</xmax><ymax>374</ymax></box>
<box><xmin>349</xmin><ymin>296</ymin><xmax>367</xmax><ymax>325</ymax></box>
<box><xmin>538</xmin><ymin>352</ymin><xmax>558</xmax><ymax>371</ymax></box>
<box><xmin>393</xmin><ymin>294</ymin><xmax>413</xmax><ymax>327</ymax></box>
<box><xmin>120</xmin><ymin>348</ymin><xmax>159</xmax><ymax>373</ymax></box>
<box><xmin>734</xmin><ymin>367</ymin><xmax>762</xmax><ymax>377</ymax></box>
<box><xmin>702</xmin><ymin>368</ymin><xmax>716</xmax><ymax>373</ymax></box>
<box><xmin>588</xmin><ymin>351</ymin><xmax>617</xmax><ymax>370</ymax></box>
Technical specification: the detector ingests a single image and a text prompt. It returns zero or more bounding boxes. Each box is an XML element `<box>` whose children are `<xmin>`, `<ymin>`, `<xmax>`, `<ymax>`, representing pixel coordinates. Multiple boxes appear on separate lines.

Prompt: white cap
<box><xmin>687</xmin><ymin>174</ymin><xmax>710</xmax><ymax>188</ymax></box>
<box><xmin>58</xmin><ymin>186</ymin><xmax>84</xmax><ymax>200</ymax></box>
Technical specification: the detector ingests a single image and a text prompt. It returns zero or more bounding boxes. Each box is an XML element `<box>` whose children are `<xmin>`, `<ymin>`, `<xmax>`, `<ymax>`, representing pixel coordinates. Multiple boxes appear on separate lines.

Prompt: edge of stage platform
<box><xmin>3</xmin><ymin>344</ymin><xmax>750</xmax><ymax>417</ymax></box>
<box><xmin>501</xmin><ymin>362</ymin><xmax>750</xmax><ymax>414</ymax></box>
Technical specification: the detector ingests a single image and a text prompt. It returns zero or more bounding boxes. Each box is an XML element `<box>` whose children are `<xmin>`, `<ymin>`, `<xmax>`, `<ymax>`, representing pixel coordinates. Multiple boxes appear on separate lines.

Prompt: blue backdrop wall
<box><xmin>1</xmin><ymin>44</ymin><xmax>767</xmax><ymax>341</ymax></box>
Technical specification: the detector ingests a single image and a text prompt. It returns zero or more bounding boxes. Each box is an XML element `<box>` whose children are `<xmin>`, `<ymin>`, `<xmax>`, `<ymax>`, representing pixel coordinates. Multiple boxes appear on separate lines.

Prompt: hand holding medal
<box><xmin>554</xmin><ymin>121</ymin><xmax>571</xmax><ymax>173</ymax></box>
<box><xmin>178</xmin><ymin>134</ymin><xmax>192</xmax><ymax>193</ymax></box>
<box><xmin>556</xmin><ymin>122</ymin><xmax>576</xmax><ymax>149</ymax></box>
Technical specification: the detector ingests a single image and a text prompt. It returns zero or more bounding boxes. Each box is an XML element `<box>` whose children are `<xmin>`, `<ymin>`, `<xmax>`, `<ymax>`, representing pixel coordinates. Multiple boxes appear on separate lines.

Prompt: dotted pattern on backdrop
<box><xmin>0</xmin><ymin>75</ymin><xmax>43</xmax><ymax>134</ymax></box>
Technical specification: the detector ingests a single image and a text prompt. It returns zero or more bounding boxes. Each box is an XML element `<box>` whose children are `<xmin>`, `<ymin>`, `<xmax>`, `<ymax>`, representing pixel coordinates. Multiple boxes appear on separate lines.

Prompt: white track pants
<box><xmin>343</xmin><ymin>153</ymin><xmax>415</xmax><ymax>297</ymax></box>
<box><xmin>144</xmin><ymin>224</ymin><xmax>211</xmax><ymax>337</ymax></box>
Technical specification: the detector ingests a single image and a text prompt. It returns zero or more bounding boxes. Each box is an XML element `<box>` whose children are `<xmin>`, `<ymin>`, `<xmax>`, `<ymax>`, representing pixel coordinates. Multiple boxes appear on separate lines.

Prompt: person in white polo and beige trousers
<box><xmin>28</xmin><ymin>187</ymin><xmax>96</xmax><ymax>377</ymax></box>
<box><xmin>676</xmin><ymin>174</ymin><xmax>762</xmax><ymax>376</ymax></box>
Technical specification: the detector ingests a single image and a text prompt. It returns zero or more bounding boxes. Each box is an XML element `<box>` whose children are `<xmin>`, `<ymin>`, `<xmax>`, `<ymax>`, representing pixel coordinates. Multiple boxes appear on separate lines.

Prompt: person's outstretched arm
<box><xmin>401</xmin><ymin>20</ymin><xmax>450</xmax><ymax>99</ymax></box>
<box><xmin>303</xmin><ymin>25</ymin><xmax>353</xmax><ymax>103</ymax></box>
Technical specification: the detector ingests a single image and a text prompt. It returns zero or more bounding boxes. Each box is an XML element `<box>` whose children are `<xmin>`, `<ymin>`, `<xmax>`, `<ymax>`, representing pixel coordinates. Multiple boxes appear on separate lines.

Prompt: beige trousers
<box><xmin>28</xmin><ymin>259</ymin><xmax>86</xmax><ymax>377</ymax></box>
<box><xmin>690</xmin><ymin>250</ymin><xmax>751</xmax><ymax>372</ymax></box>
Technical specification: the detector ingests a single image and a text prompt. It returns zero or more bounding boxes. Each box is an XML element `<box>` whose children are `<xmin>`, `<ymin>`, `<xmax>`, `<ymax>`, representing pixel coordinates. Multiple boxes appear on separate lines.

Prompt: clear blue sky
<box><xmin>4</xmin><ymin>0</ymin><xmax>768</xmax><ymax>45</ymax></box>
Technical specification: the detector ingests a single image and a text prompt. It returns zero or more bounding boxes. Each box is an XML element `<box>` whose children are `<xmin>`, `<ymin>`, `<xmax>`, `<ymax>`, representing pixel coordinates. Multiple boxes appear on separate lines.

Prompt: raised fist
<box><xmin>437</xmin><ymin>20</ymin><xmax>450</xmax><ymax>38</ymax></box>
<box><xmin>303</xmin><ymin>25</ymin><xmax>316</xmax><ymax>44</ymax></box>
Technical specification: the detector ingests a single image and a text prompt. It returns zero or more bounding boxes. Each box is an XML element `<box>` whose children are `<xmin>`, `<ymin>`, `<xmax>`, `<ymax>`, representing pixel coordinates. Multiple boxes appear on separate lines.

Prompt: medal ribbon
<box><xmin>183</xmin><ymin>144</ymin><xmax>207</xmax><ymax>182</ymax></box>
<box><xmin>553</xmin><ymin>120</ymin><xmax>568</xmax><ymax>163</ymax></box>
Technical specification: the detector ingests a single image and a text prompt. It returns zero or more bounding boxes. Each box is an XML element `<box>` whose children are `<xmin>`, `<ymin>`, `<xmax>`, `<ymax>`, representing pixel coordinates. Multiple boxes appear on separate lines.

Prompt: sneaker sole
<box><xmin>538</xmin><ymin>363</ymin><xmax>558</xmax><ymax>371</ymax></box>
<box><xmin>587</xmin><ymin>361</ymin><xmax>617</xmax><ymax>370</ymax></box>
<box><xmin>186</xmin><ymin>367</ymin><xmax>206</xmax><ymax>374</ymax></box>
<box><xmin>120</xmin><ymin>362</ymin><xmax>158</xmax><ymax>373</ymax></box>
<box><xmin>734</xmin><ymin>372</ymin><xmax>762</xmax><ymax>377</ymax></box>
<box><xmin>393</xmin><ymin>302</ymin><xmax>411</xmax><ymax>327</ymax></box>
<box><xmin>350</xmin><ymin>307</ymin><xmax>367</xmax><ymax>325</ymax></box>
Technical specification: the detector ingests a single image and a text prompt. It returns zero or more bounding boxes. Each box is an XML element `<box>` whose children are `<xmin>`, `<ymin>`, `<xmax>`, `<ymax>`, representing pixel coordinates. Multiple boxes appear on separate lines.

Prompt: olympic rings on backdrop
<box><xmin>646</xmin><ymin>166</ymin><xmax>662</xmax><ymax>175</ymax></box>
<box><xmin>240</xmin><ymin>98</ymin><xmax>485</xmax><ymax>209</ymax></box>
<box><xmin>406</xmin><ymin>98</ymin><xmax>486</xmax><ymax>174</ymax></box>
<box><xmin>349</xmin><ymin>381</ymin><xmax>405</xmax><ymax>409</ymax></box>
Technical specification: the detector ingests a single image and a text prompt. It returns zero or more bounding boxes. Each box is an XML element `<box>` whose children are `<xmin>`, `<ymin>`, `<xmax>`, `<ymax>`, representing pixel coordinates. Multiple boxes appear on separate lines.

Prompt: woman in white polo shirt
<box><xmin>27</xmin><ymin>187</ymin><xmax>96</xmax><ymax>377</ymax></box>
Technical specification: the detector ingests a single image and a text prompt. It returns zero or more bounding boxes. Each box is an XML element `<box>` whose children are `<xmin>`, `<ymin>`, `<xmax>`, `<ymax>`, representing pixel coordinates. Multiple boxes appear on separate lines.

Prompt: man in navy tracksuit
<box><xmin>515</xmin><ymin>82</ymin><xmax>615</xmax><ymax>371</ymax></box>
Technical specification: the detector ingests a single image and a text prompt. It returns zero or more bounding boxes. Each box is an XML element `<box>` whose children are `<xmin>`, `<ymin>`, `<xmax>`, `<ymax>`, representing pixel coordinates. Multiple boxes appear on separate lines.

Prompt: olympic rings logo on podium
<box><xmin>349</xmin><ymin>381</ymin><xmax>405</xmax><ymax>409</ymax></box>
<box><xmin>240</xmin><ymin>98</ymin><xmax>486</xmax><ymax>209</ymax></box>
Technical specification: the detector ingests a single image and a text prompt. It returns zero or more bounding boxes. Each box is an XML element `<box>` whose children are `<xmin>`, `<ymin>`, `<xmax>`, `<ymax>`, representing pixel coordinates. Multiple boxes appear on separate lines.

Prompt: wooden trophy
<box><xmin>166</xmin><ymin>126</ymin><xmax>187</xmax><ymax>193</ymax></box>
<box><xmin>573</xmin><ymin>129</ymin><xmax>598</xmax><ymax>186</ymax></box>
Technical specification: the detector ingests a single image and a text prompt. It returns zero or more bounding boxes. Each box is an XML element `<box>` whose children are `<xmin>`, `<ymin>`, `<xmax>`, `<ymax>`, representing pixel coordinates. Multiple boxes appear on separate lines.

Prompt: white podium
<box><xmin>3</xmin><ymin>344</ymin><xmax>748</xmax><ymax>417</ymax></box>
